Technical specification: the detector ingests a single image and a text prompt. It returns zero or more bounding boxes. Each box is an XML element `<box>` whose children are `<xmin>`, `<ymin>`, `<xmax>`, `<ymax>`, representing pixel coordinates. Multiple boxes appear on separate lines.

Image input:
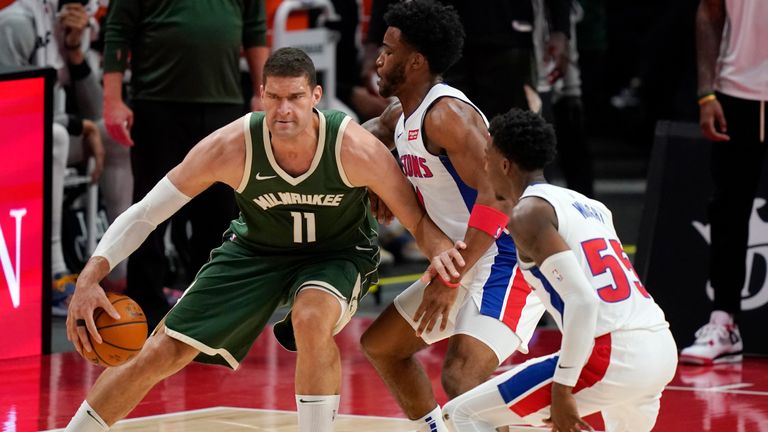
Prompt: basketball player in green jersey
<box><xmin>63</xmin><ymin>48</ymin><xmax>459</xmax><ymax>432</ymax></box>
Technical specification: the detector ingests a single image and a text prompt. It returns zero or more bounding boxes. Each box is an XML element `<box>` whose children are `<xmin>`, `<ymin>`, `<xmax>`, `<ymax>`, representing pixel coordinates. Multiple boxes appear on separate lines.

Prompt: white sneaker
<box><xmin>680</xmin><ymin>316</ymin><xmax>743</xmax><ymax>365</ymax></box>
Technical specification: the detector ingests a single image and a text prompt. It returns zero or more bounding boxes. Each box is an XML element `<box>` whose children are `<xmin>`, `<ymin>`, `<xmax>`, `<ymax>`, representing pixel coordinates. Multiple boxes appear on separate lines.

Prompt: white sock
<box><xmin>65</xmin><ymin>401</ymin><xmax>109</xmax><ymax>432</ymax></box>
<box><xmin>413</xmin><ymin>405</ymin><xmax>449</xmax><ymax>432</ymax></box>
<box><xmin>296</xmin><ymin>394</ymin><xmax>339</xmax><ymax>432</ymax></box>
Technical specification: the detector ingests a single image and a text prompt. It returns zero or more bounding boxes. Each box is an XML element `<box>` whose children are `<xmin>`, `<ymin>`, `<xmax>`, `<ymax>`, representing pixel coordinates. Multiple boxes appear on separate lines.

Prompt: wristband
<box><xmin>468</xmin><ymin>204</ymin><xmax>510</xmax><ymax>239</ymax></box>
<box><xmin>440</xmin><ymin>276</ymin><xmax>460</xmax><ymax>289</ymax></box>
<box><xmin>697</xmin><ymin>93</ymin><xmax>716</xmax><ymax>106</ymax></box>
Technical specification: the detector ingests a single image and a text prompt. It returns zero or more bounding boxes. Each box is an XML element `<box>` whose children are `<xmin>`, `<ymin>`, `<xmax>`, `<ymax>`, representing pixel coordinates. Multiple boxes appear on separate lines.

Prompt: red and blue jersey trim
<box><xmin>498</xmin><ymin>333</ymin><xmax>612</xmax><ymax>417</ymax></box>
<box><xmin>501</xmin><ymin>264</ymin><xmax>533</xmax><ymax>331</ymax></box>
<box><xmin>438</xmin><ymin>155</ymin><xmax>477</xmax><ymax>211</ymax></box>
<box><xmin>530</xmin><ymin>265</ymin><xmax>565</xmax><ymax>317</ymax></box>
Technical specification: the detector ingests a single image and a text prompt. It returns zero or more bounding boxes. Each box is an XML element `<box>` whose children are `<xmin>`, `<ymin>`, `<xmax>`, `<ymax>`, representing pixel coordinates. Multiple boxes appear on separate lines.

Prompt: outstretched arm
<box><xmin>342</xmin><ymin>121</ymin><xmax>463</xmax><ymax>334</ymax></box>
<box><xmin>422</xmin><ymin>98</ymin><xmax>511</xmax><ymax>286</ymax></box>
<box><xmin>342</xmin><ymin>121</ymin><xmax>452</xmax><ymax>257</ymax></box>
<box><xmin>509</xmin><ymin>197</ymin><xmax>598</xmax><ymax>432</ymax></box>
<box><xmin>386</xmin><ymin>98</ymin><xmax>517</xmax><ymax>333</ymax></box>
<box><xmin>67</xmin><ymin>116</ymin><xmax>246</xmax><ymax>354</ymax></box>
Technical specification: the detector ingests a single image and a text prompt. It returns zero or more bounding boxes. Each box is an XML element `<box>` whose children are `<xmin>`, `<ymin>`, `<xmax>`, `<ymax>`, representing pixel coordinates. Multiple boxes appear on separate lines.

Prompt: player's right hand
<box><xmin>104</xmin><ymin>98</ymin><xmax>134</xmax><ymax>147</ymax></box>
<box><xmin>66</xmin><ymin>280</ymin><xmax>121</xmax><ymax>356</ymax></box>
<box><xmin>699</xmin><ymin>99</ymin><xmax>730</xmax><ymax>142</ymax></box>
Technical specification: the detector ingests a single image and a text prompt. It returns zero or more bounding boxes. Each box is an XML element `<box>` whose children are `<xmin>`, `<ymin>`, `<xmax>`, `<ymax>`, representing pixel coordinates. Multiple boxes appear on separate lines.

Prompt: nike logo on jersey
<box><xmin>557</xmin><ymin>364</ymin><xmax>574</xmax><ymax>369</ymax></box>
<box><xmin>299</xmin><ymin>399</ymin><xmax>323</xmax><ymax>403</ymax></box>
<box><xmin>255</xmin><ymin>172</ymin><xmax>277</xmax><ymax>180</ymax></box>
<box><xmin>396</xmin><ymin>131</ymin><xmax>404</xmax><ymax>140</ymax></box>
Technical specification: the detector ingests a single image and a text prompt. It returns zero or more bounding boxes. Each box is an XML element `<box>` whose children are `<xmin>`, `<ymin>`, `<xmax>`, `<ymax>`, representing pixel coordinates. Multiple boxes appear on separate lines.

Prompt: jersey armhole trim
<box><xmin>335</xmin><ymin>115</ymin><xmax>354</xmax><ymax>187</ymax></box>
<box><xmin>417</xmin><ymin>89</ymin><xmax>489</xmax><ymax>156</ymax></box>
<box><xmin>236</xmin><ymin>112</ymin><xmax>254</xmax><ymax>193</ymax></box>
<box><xmin>522</xmin><ymin>190</ymin><xmax>568</xmax><ymax>238</ymax></box>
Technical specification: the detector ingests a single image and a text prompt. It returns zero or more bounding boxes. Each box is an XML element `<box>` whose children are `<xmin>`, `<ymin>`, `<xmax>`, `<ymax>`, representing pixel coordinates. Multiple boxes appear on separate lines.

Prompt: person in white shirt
<box><xmin>430</xmin><ymin>109</ymin><xmax>678</xmax><ymax>432</ymax></box>
<box><xmin>680</xmin><ymin>0</ymin><xmax>768</xmax><ymax>366</ymax></box>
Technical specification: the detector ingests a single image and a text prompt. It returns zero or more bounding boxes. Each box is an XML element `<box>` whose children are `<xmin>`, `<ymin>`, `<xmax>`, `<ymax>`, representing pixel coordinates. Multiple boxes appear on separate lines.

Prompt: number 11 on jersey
<box><xmin>291</xmin><ymin>212</ymin><xmax>316</xmax><ymax>243</ymax></box>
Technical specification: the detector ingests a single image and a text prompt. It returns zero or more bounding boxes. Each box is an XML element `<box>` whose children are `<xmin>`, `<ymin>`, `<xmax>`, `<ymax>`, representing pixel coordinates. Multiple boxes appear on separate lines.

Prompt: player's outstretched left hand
<box><xmin>545</xmin><ymin>383</ymin><xmax>595</xmax><ymax>432</ymax></box>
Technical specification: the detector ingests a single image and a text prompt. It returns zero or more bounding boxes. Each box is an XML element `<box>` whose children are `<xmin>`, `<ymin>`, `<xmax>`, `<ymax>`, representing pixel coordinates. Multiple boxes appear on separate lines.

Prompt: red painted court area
<box><xmin>2</xmin><ymin>318</ymin><xmax>767</xmax><ymax>431</ymax></box>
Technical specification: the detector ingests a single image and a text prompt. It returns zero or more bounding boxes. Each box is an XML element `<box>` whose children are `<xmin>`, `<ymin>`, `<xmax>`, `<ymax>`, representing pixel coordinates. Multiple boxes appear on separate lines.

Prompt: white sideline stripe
<box><xmin>42</xmin><ymin>407</ymin><xmax>232</xmax><ymax>431</ymax></box>
<box><xmin>223</xmin><ymin>406</ymin><xmax>412</xmax><ymax>422</ymax></box>
<box><xmin>42</xmin><ymin>406</ymin><xmax>415</xmax><ymax>431</ymax></box>
<box><xmin>211</xmin><ymin>420</ymin><xmax>261</xmax><ymax>429</ymax></box>
<box><xmin>666</xmin><ymin>383</ymin><xmax>768</xmax><ymax>396</ymax></box>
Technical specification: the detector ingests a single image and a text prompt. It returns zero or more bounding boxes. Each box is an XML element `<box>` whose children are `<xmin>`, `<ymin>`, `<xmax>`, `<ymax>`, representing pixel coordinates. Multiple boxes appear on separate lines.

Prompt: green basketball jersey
<box><xmin>229</xmin><ymin>109</ymin><xmax>379</xmax><ymax>254</ymax></box>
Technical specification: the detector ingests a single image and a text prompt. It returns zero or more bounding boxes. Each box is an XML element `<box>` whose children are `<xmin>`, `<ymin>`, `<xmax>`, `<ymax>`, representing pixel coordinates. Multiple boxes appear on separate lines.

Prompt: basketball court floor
<box><xmin>1</xmin><ymin>313</ymin><xmax>765</xmax><ymax>431</ymax></box>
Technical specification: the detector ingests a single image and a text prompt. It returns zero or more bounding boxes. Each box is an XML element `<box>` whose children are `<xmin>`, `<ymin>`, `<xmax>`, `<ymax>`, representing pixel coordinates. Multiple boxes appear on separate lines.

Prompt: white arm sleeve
<box><xmin>92</xmin><ymin>176</ymin><xmax>192</xmax><ymax>270</ymax></box>
<box><xmin>539</xmin><ymin>250</ymin><xmax>600</xmax><ymax>386</ymax></box>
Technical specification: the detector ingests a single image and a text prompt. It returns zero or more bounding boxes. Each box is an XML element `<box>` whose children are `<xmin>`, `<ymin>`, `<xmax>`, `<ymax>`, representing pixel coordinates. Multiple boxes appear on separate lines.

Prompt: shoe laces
<box><xmin>694</xmin><ymin>323</ymin><xmax>730</xmax><ymax>343</ymax></box>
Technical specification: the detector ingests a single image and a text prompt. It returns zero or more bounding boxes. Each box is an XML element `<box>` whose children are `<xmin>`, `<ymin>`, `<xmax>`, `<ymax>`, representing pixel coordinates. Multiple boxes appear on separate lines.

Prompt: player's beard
<box><xmin>378</xmin><ymin>61</ymin><xmax>406</xmax><ymax>98</ymax></box>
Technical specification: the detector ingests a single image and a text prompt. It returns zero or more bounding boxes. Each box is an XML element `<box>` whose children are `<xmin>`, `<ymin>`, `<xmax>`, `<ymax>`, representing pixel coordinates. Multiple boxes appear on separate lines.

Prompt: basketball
<box><xmin>82</xmin><ymin>292</ymin><xmax>148</xmax><ymax>367</ymax></box>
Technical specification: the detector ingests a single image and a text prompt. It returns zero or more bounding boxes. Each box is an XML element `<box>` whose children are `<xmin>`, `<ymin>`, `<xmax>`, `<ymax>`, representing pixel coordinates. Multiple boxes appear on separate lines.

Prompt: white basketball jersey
<box><xmin>518</xmin><ymin>184</ymin><xmax>669</xmax><ymax>336</ymax></box>
<box><xmin>394</xmin><ymin>84</ymin><xmax>504</xmax><ymax>287</ymax></box>
<box><xmin>394</xmin><ymin>83</ymin><xmax>488</xmax><ymax>240</ymax></box>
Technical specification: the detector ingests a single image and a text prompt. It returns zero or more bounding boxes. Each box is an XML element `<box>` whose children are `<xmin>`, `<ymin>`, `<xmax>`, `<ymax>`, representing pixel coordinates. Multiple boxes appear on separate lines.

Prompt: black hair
<box><xmin>488</xmin><ymin>109</ymin><xmax>557</xmax><ymax>171</ymax></box>
<box><xmin>383</xmin><ymin>0</ymin><xmax>464</xmax><ymax>75</ymax></box>
<box><xmin>263</xmin><ymin>47</ymin><xmax>317</xmax><ymax>87</ymax></box>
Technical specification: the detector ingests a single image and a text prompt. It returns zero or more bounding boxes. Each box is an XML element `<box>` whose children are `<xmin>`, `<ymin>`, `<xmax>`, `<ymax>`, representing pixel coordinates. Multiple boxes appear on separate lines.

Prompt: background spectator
<box><xmin>679</xmin><ymin>0</ymin><xmax>768</xmax><ymax>365</ymax></box>
<box><xmin>534</xmin><ymin>0</ymin><xmax>594</xmax><ymax>197</ymax></box>
<box><xmin>102</xmin><ymin>0</ymin><xmax>269</xmax><ymax>327</ymax></box>
<box><xmin>0</xmin><ymin>0</ymin><xmax>105</xmax><ymax>316</ymax></box>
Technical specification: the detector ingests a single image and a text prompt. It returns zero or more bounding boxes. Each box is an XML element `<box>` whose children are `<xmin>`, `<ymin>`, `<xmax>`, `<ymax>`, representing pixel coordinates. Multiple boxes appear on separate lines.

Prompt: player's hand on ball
<box><xmin>66</xmin><ymin>281</ymin><xmax>120</xmax><ymax>355</ymax></box>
